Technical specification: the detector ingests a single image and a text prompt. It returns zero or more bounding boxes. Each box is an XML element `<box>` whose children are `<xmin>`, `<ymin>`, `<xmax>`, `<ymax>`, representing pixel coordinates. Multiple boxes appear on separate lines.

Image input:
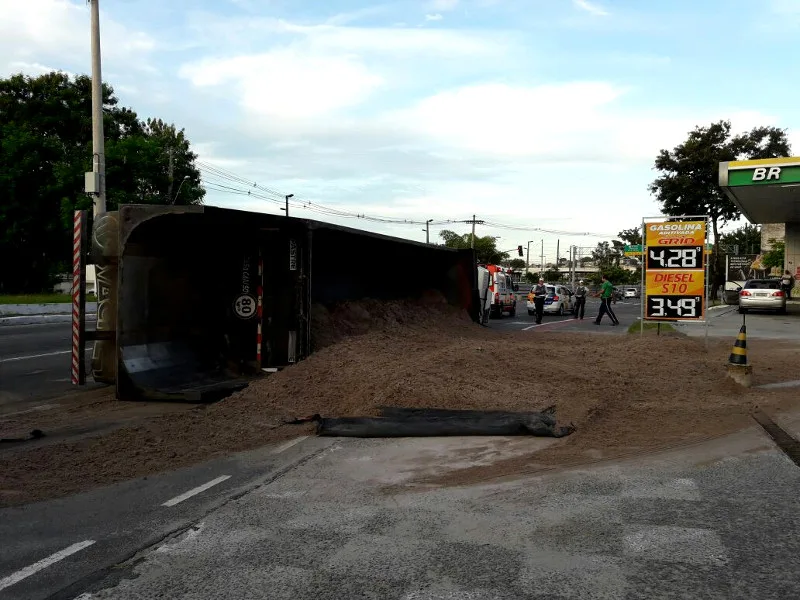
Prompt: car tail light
<box><xmin>772</xmin><ymin>290</ymin><xmax>785</xmax><ymax>297</ymax></box>
<box><xmin>740</xmin><ymin>290</ymin><xmax>751</xmax><ymax>296</ymax></box>
<box><xmin>495</xmin><ymin>293</ymin><xmax>500</xmax><ymax>302</ymax></box>
<box><xmin>553</xmin><ymin>295</ymin><xmax>559</xmax><ymax>301</ymax></box>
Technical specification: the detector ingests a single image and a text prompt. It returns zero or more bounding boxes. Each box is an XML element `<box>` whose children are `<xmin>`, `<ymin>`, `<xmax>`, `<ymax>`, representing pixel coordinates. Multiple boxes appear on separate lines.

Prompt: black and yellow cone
<box><xmin>728</xmin><ymin>325</ymin><xmax>748</xmax><ymax>366</ymax></box>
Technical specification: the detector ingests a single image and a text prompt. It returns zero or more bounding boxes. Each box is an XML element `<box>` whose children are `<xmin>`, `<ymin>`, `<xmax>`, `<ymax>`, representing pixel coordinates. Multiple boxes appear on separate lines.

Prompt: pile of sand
<box><xmin>1</xmin><ymin>298</ymin><xmax>799</xmax><ymax>507</ymax></box>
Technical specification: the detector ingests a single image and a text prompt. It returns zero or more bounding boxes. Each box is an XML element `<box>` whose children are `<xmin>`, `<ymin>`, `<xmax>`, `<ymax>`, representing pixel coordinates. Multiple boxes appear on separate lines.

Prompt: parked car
<box><xmin>738</xmin><ymin>279</ymin><xmax>787</xmax><ymax>314</ymax></box>
<box><xmin>528</xmin><ymin>284</ymin><xmax>573</xmax><ymax>316</ymax></box>
<box><xmin>624</xmin><ymin>288</ymin><xmax>639</xmax><ymax>299</ymax></box>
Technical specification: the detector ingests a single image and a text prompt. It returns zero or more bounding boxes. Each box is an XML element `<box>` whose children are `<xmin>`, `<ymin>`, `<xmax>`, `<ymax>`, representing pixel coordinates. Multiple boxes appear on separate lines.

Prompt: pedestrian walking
<box><xmin>781</xmin><ymin>270</ymin><xmax>794</xmax><ymax>300</ymax></box>
<box><xmin>531</xmin><ymin>278</ymin><xmax>547</xmax><ymax>324</ymax></box>
<box><xmin>594</xmin><ymin>274</ymin><xmax>619</xmax><ymax>326</ymax></box>
<box><xmin>573</xmin><ymin>279</ymin><xmax>587</xmax><ymax>320</ymax></box>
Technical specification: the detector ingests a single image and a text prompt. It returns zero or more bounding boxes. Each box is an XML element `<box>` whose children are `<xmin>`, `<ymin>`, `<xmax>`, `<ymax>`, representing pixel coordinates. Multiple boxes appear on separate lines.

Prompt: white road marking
<box><xmin>271</xmin><ymin>436</ymin><xmax>309</xmax><ymax>454</ymax></box>
<box><xmin>522</xmin><ymin>318</ymin><xmax>578</xmax><ymax>331</ymax></box>
<box><xmin>0</xmin><ymin>540</ymin><xmax>96</xmax><ymax>592</ymax></box>
<box><xmin>0</xmin><ymin>350</ymin><xmax>70</xmax><ymax>364</ymax></box>
<box><xmin>162</xmin><ymin>475</ymin><xmax>231</xmax><ymax>507</ymax></box>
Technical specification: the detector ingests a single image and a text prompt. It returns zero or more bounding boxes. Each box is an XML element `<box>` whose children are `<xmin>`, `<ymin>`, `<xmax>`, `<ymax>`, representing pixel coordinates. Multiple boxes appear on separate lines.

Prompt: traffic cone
<box><xmin>728</xmin><ymin>325</ymin><xmax>748</xmax><ymax>366</ymax></box>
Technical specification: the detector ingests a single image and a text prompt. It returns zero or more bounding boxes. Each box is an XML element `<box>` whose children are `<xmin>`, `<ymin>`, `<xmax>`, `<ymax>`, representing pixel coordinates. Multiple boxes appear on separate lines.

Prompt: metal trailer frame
<box><xmin>71</xmin><ymin>205</ymin><xmax>479</xmax><ymax>401</ymax></box>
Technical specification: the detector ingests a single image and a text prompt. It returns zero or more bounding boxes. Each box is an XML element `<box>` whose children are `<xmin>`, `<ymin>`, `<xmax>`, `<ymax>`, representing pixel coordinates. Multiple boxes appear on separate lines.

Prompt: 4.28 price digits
<box><xmin>646</xmin><ymin>295</ymin><xmax>702</xmax><ymax>319</ymax></box>
<box><xmin>647</xmin><ymin>246</ymin><xmax>703</xmax><ymax>270</ymax></box>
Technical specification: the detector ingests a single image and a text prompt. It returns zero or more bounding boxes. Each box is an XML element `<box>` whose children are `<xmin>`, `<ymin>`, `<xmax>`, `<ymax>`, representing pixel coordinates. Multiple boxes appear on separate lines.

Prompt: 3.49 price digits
<box><xmin>647</xmin><ymin>246</ymin><xmax>702</xmax><ymax>269</ymax></box>
<box><xmin>646</xmin><ymin>296</ymin><xmax>702</xmax><ymax>319</ymax></box>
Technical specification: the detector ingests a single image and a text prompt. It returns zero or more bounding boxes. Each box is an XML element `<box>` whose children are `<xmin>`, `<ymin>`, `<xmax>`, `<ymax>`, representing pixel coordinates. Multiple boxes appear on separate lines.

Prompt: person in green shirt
<box><xmin>594</xmin><ymin>274</ymin><xmax>619</xmax><ymax>326</ymax></box>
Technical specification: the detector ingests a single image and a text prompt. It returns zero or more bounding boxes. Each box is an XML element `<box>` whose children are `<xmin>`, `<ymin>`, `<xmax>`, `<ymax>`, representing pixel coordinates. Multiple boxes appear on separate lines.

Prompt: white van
<box><xmin>476</xmin><ymin>266</ymin><xmax>493</xmax><ymax>324</ymax></box>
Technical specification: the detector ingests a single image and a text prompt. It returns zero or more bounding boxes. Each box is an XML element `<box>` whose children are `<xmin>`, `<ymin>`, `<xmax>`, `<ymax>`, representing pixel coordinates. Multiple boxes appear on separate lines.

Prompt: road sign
<box><xmin>643</xmin><ymin>219</ymin><xmax>707</xmax><ymax>321</ymax></box>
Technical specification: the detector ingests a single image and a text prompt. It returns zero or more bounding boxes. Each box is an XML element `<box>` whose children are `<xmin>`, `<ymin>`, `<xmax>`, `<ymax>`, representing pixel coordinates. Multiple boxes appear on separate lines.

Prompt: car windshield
<box><xmin>744</xmin><ymin>280</ymin><xmax>781</xmax><ymax>290</ymax></box>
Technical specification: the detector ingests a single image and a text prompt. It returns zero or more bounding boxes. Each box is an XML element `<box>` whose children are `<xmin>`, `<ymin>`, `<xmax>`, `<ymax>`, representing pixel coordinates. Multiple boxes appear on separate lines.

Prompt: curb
<box><xmin>0</xmin><ymin>314</ymin><xmax>97</xmax><ymax>327</ymax></box>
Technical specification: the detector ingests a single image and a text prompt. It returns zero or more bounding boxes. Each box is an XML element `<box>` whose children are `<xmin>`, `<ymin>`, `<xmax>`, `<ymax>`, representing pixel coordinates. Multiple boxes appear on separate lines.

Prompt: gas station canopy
<box><xmin>719</xmin><ymin>157</ymin><xmax>800</xmax><ymax>223</ymax></box>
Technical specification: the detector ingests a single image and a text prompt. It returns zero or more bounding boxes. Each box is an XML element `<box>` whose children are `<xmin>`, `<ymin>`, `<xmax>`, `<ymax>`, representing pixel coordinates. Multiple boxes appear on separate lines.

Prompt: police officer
<box><xmin>532</xmin><ymin>277</ymin><xmax>547</xmax><ymax>324</ymax></box>
<box><xmin>573</xmin><ymin>279</ymin><xmax>587</xmax><ymax>320</ymax></box>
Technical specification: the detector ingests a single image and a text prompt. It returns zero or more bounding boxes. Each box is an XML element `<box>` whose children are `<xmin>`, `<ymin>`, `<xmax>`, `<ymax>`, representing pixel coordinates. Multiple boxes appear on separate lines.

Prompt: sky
<box><xmin>2</xmin><ymin>0</ymin><xmax>800</xmax><ymax>264</ymax></box>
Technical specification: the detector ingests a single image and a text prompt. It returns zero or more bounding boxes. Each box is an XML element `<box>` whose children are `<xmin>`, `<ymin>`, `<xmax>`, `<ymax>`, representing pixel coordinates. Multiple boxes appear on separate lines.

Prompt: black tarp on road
<box><xmin>314</xmin><ymin>407</ymin><xmax>575</xmax><ymax>438</ymax></box>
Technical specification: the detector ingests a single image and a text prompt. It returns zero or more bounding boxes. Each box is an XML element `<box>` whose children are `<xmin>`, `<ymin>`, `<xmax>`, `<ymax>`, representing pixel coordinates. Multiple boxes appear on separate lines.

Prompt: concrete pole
<box><xmin>425</xmin><ymin>219</ymin><xmax>433</xmax><ymax>244</ymax></box>
<box><xmin>471</xmin><ymin>214</ymin><xmax>476</xmax><ymax>249</ymax></box>
<box><xmin>89</xmin><ymin>0</ymin><xmax>106</xmax><ymax>215</ymax></box>
<box><xmin>526</xmin><ymin>241</ymin><xmax>531</xmax><ymax>272</ymax></box>
<box><xmin>540</xmin><ymin>240</ymin><xmax>544</xmax><ymax>277</ymax></box>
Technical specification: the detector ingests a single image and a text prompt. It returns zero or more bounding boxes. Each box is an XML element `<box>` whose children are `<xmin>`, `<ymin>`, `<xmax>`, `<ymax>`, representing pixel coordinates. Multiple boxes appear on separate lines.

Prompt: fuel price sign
<box><xmin>644</xmin><ymin>220</ymin><xmax>707</xmax><ymax>321</ymax></box>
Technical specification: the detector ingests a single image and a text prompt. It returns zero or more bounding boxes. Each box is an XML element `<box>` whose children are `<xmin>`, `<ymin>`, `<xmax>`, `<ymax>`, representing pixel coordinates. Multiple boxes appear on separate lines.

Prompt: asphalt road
<box><xmin>676</xmin><ymin>301</ymin><xmax>800</xmax><ymax>340</ymax></box>
<box><xmin>8</xmin><ymin>422</ymin><xmax>792</xmax><ymax>600</ymax></box>
<box><xmin>0</xmin><ymin>321</ymin><xmax>99</xmax><ymax>413</ymax></box>
<box><xmin>490</xmin><ymin>296</ymin><xmax>642</xmax><ymax>334</ymax></box>
<box><xmin>0</xmin><ymin>436</ymin><xmax>327</xmax><ymax>600</ymax></box>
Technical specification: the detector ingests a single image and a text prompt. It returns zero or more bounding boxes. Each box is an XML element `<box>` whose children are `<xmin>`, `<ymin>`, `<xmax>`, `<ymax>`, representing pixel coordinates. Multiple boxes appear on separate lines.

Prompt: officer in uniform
<box><xmin>573</xmin><ymin>279</ymin><xmax>587</xmax><ymax>320</ymax></box>
<box><xmin>532</xmin><ymin>278</ymin><xmax>547</xmax><ymax>324</ymax></box>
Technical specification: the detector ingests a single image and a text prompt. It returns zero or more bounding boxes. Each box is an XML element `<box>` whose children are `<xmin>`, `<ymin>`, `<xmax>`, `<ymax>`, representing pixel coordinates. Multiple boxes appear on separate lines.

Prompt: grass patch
<box><xmin>627</xmin><ymin>321</ymin><xmax>677</xmax><ymax>335</ymax></box>
<box><xmin>0</xmin><ymin>293</ymin><xmax>97</xmax><ymax>305</ymax></box>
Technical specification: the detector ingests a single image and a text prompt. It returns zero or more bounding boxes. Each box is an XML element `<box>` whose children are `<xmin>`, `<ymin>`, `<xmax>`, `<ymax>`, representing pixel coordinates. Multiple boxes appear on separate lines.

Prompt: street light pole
<box><xmin>283</xmin><ymin>193</ymin><xmax>294</xmax><ymax>217</ymax></box>
<box><xmin>424</xmin><ymin>219</ymin><xmax>433</xmax><ymax>244</ymax></box>
<box><xmin>526</xmin><ymin>240</ymin><xmax>534</xmax><ymax>274</ymax></box>
<box><xmin>172</xmin><ymin>176</ymin><xmax>190</xmax><ymax>204</ymax></box>
<box><xmin>89</xmin><ymin>0</ymin><xmax>106</xmax><ymax>215</ymax></box>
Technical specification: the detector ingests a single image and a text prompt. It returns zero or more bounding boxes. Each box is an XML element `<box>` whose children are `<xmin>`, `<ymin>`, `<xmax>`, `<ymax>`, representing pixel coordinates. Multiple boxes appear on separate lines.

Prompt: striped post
<box><xmin>71</xmin><ymin>210</ymin><xmax>88</xmax><ymax>385</ymax></box>
<box><xmin>256</xmin><ymin>252</ymin><xmax>263</xmax><ymax>367</ymax></box>
<box><xmin>728</xmin><ymin>325</ymin><xmax>747</xmax><ymax>366</ymax></box>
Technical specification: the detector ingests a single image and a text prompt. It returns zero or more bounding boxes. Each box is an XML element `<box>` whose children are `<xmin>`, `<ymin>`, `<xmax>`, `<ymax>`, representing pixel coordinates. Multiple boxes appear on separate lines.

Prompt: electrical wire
<box><xmin>197</xmin><ymin>162</ymin><xmax>619</xmax><ymax>237</ymax></box>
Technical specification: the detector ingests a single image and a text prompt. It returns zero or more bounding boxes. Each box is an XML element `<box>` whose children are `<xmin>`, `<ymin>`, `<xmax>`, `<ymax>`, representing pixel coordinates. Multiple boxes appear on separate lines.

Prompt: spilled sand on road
<box><xmin>2</xmin><ymin>298</ymin><xmax>800</xmax><ymax>507</ymax></box>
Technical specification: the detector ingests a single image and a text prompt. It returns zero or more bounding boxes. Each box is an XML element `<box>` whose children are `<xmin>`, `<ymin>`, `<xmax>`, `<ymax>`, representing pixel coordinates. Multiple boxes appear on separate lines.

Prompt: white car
<box><xmin>527</xmin><ymin>285</ymin><xmax>573</xmax><ymax>316</ymax></box>
<box><xmin>624</xmin><ymin>288</ymin><xmax>638</xmax><ymax>299</ymax></box>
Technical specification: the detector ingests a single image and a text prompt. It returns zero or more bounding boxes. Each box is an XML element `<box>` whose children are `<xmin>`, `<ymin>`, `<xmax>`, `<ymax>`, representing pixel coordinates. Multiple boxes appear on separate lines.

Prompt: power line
<box><xmin>196</xmin><ymin>162</ymin><xmax>618</xmax><ymax>237</ymax></box>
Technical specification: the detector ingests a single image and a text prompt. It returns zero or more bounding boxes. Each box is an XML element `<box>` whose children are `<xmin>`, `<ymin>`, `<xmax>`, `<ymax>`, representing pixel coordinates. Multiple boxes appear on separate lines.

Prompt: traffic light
<box><xmin>517</xmin><ymin>245</ymin><xmax>523</xmax><ymax>257</ymax></box>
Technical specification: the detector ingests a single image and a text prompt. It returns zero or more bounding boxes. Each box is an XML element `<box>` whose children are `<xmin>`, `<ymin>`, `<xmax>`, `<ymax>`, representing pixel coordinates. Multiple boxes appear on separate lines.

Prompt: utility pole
<box><xmin>471</xmin><ymin>214</ymin><xmax>477</xmax><ymax>249</ymax></box>
<box><xmin>556</xmin><ymin>239</ymin><xmax>560</xmax><ymax>270</ymax></box>
<box><xmin>89</xmin><ymin>0</ymin><xmax>106</xmax><ymax>215</ymax></box>
<box><xmin>423</xmin><ymin>219</ymin><xmax>433</xmax><ymax>244</ymax></box>
<box><xmin>571</xmin><ymin>246</ymin><xmax>576</xmax><ymax>290</ymax></box>
<box><xmin>540</xmin><ymin>240</ymin><xmax>544</xmax><ymax>277</ymax></box>
<box><xmin>166</xmin><ymin>147</ymin><xmax>174</xmax><ymax>202</ymax></box>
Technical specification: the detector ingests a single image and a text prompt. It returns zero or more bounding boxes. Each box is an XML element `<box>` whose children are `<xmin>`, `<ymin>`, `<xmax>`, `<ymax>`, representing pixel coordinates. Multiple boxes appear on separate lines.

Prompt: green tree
<box><xmin>649</xmin><ymin>120</ymin><xmax>790</xmax><ymax>299</ymax></box>
<box><xmin>0</xmin><ymin>71</ymin><xmax>205</xmax><ymax>292</ymax></box>
<box><xmin>591</xmin><ymin>241</ymin><xmax>621</xmax><ymax>270</ymax></box>
<box><xmin>719</xmin><ymin>223</ymin><xmax>761</xmax><ymax>255</ymax></box>
<box><xmin>761</xmin><ymin>239</ymin><xmax>785</xmax><ymax>271</ymax></box>
<box><xmin>439</xmin><ymin>230</ymin><xmax>509</xmax><ymax>264</ymax></box>
<box><xmin>617</xmin><ymin>226</ymin><xmax>643</xmax><ymax>246</ymax></box>
<box><xmin>505</xmin><ymin>258</ymin><xmax>526</xmax><ymax>269</ymax></box>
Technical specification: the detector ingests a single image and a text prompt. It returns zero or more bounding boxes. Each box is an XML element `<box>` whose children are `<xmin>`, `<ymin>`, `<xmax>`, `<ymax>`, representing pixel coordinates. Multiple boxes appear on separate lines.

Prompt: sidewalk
<box><xmin>0</xmin><ymin>303</ymin><xmax>97</xmax><ymax>326</ymax></box>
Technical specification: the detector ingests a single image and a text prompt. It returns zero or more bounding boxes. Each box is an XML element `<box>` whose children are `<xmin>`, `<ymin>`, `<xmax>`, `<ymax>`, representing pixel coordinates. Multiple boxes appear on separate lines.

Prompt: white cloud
<box><xmin>573</xmin><ymin>0</ymin><xmax>609</xmax><ymax>16</ymax></box>
<box><xmin>0</xmin><ymin>0</ymin><xmax>156</xmax><ymax>76</ymax></box>
<box><xmin>425</xmin><ymin>13</ymin><xmax>444</xmax><ymax>21</ymax></box>
<box><xmin>180</xmin><ymin>50</ymin><xmax>383</xmax><ymax>119</ymax></box>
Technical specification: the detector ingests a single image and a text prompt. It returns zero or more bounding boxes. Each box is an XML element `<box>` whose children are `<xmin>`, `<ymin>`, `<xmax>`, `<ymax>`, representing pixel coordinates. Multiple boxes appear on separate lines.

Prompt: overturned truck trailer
<box><xmin>80</xmin><ymin>205</ymin><xmax>479</xmax><ymax>401</ymax></box>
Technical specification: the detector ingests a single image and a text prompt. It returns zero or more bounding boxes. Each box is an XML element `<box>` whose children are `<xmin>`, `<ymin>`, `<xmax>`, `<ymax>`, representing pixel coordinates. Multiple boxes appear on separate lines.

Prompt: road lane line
<box><xmin>522</xmin><ymin>318</ymin><xmax>580</xmax><ymax>331</ymax></box>
<box><xmin>0</xmin><ymin>540</ymin><xmax>95</xmax><ymax>592</ymax></box>
<box><xmin>162</xmin><ymin>475</ymin><xmax>231</xmax><ymax>507</ymax></box>
<box><xmin>0</xmin><ymin>350</ymin><xmax>71</xmax><ymax>364</ymax></box>
<box><xmin>271</xmin><ymin>436</ymin><xmax>309</xmax><ymax>454</ymax></box>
